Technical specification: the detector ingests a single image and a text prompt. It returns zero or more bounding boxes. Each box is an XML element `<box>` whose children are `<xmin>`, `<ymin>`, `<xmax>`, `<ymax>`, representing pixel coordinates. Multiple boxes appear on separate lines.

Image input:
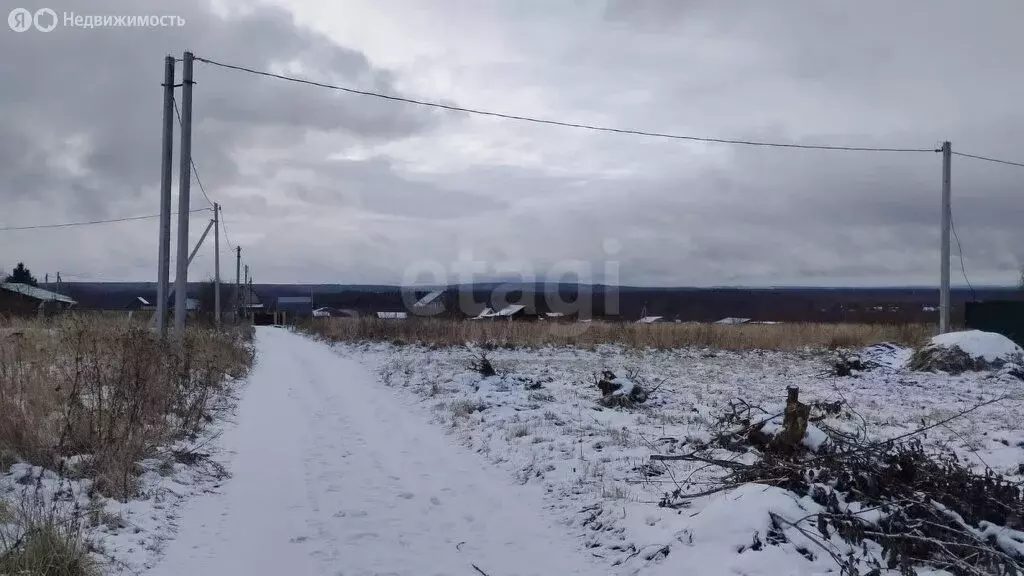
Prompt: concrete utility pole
<box><xmin>235</xmin><ymin>246</ymin><xmax>241</xmax><ymax>323</ymax></box>
<box><xmin>173</xmin><ymin>51</ymin><xmax>195</xmax><ymax>339</ymax></box>
<box><xmin>940</xmin><ymin>141</ymin><xmax>951</xmax><ymax>334</ymax></box>
<box><xmin>157</xmin><ymin>55</ymin><xmax>175</xmax><ymax>338</ymax></box>
<box><xmin>244</xmin><ymin>264</ymin><xmax>250</xmax><ymax>319</ymax></box>
<box><xmin>214</xmin><ymin>203</ymin><xmax>221</xmax><ymax>329</ymax></box>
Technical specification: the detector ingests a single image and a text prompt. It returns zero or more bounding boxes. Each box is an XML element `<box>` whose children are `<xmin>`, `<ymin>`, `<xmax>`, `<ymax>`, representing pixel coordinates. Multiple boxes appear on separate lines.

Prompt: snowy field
<box><xmin>3</xmin><ymin>327</ymin><xmax>1020</xmax><ymax>575</ymax></box>
<box><xmin>334</xmin><ymin>334</ymin><xmax>1024</xmax><ymax>576</ymax></box>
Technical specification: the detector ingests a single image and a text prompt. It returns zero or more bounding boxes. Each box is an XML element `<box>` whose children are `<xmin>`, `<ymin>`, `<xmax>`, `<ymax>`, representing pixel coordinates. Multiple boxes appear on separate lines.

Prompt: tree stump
<box><xmin>771</xmin><ymin>386</ymin><xmax>809</xmax><ymax>453</ymax></box>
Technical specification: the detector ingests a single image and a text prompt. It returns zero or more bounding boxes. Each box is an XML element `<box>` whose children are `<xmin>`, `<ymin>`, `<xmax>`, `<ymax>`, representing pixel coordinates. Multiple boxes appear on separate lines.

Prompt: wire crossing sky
<box><xmin>195</xmin><ymin>56</ymin><xmax>940</xmax><ymax>154</ymax></box>
<box><xmin>3</xmin><ymin>0</ymin><xmax>1024</xmax><ymax>286</ymax></box>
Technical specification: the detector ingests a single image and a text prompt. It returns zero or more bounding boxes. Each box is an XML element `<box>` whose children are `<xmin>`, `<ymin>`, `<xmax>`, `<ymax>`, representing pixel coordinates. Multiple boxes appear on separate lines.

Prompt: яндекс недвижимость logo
<box><xmin>8</xmin><ymin>7</ymin><xmax>58</xmax><ymax>32</ymax></box>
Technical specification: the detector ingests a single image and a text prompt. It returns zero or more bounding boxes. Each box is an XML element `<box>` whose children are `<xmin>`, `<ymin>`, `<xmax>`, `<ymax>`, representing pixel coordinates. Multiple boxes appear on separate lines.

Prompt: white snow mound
<box><xmin>928</xmin><ymin>330</ymin><xmax>1023</xmax><ymax>363</ymax></box>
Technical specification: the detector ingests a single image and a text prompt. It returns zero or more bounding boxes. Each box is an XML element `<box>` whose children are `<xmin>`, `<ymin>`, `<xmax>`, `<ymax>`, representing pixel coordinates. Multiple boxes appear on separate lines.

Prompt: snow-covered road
<box><xmin>148</xmin><ymin>327</ymin><xmax>597</xmax><ymax>576</ymax></box>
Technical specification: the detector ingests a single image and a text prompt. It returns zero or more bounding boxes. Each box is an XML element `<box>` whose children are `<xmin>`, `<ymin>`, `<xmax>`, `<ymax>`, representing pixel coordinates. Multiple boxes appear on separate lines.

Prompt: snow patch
<box><xmin>929</xmin><ymin>330</ymin><xmax>1023</xmax><ymax>363</ymax></box>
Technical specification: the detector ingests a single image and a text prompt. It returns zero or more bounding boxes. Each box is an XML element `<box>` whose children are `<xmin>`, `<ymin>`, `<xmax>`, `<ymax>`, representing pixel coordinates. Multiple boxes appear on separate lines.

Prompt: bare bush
<box><xmin>0</xmin><ymin>315</ymin><xmax>254</xmax><ymax>499</ymax></box>
<box><xmin>299</xmin><ymin>318</ymin><xmax>932</xmax><ymax>351</ymax></box>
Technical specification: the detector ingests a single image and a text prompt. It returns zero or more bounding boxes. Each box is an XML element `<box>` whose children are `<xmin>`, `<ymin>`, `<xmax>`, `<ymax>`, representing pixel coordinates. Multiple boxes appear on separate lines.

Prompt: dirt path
<box><xmin>147</xmin><ymin>327</ymin><xmax>596</xmax><ymax>576</ymax></box>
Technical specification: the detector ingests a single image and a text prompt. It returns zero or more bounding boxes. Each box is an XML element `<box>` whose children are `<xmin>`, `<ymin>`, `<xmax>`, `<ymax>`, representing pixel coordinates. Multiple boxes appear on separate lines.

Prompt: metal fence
<box><xmin>964</xmin><ymin>301</ymin><xmax>1024</xmax><ymax>347</ymax></box>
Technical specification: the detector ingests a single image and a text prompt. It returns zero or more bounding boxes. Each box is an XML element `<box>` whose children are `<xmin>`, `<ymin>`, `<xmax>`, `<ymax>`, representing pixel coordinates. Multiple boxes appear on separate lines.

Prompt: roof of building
<box><xmin>637</xmin><ymin>315</ymin><xmax>663</xmax><ymax>324</ymax></box>
<box><xmin>0</xmin><ymin>283</ymin><xmax>76</xmax><ymax>305</ymax></box>
<box><xmin>137</xmin><ymin>296</ymin><xmax>151</xmax><ymax>306</ymax></box>
<box><xmin>413</xmin><ymin>289</ymin><xmax>445</xmax><ymax>308</ymax></box>
<box><xmin>474</xmin><ymin>305</ymin><xmax>526</xmax><ymax>319</ymax></box>
<box><xmin>376</xmin><ymin>311</ymin><xmax>408</xmax><ymax>319</ymax></box>
<box><xmin>313</xmin><ymin>307</ymin><xmax>358</xmax><ymax>318</ymax></box>
<box><xmin>497</xmin><ymin>304</ymin><xmax>526</xmax><ymax>317</ymax></box>
<box><xmin>715</xmin><ymin>317</ymin><xmax>751</xmax><ymax>325</ymax></box>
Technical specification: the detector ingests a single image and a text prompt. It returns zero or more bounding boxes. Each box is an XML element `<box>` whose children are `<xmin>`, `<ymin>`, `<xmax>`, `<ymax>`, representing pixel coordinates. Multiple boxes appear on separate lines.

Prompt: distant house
<box><xmin>235</xmin><ymin>285</ymin><xmax>273</xmax><ymax>324</ymax></box>
<box><xmin>274</xmin><ymin>296</ymin><xmax>313</xmax><ymax>325</ymax></box>
<box><xmin>0</xmin><ymin>283</ymin><xmax>76</xmax><ymax>317</ymax></box>
<box><xmin>715</xmin><ymin>317</ymin><xmax>751</xmax><ymax>325</ymax></box>
<box><xmin>636</xmin><ymin>316</ymin><xmax>664</xmax><ymax>324</ymax></box>
<box><xmin>170</xmin><ymin>297</ymin><xmax>199</xmax><ymax>312</ymax></box>
<box><xmin>411</xmin><ymin>289</ymin><xmax>446</xmax><ymax>316</ymax></box>
<box><xmin>127</xmin><ymin>296</ymin><xmax>155</xmax><ymax>311</ymax></box>
<box><xmin>472</xmin><ymin>304</ymin><xmax>527</xmax><ymax>320</ymax></box>
<box><xmin>313</xmin><ymin>307</ymin><xmax>358</xmax><ymax>318</ymax></box>
<box><xmin>376</xmin><ymin>311</ymin><xmax>408</xmax><ymax>320</ymax></box>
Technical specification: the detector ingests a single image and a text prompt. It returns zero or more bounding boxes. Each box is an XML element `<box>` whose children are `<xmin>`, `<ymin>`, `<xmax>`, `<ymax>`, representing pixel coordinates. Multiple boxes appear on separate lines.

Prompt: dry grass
<box><xmin>0</xmin><ymin>315</ymin><xmax>254</xmax><ymax>500</ymax></box>
<box><xmin>0</xmin><ymin>491</ymin><xmax>98</xmax><ymax>576</ymax></box>
<box><xmin>300</xmin><ymin>317</ymin><xmax>933</xmax><ymax>351</ymax></box>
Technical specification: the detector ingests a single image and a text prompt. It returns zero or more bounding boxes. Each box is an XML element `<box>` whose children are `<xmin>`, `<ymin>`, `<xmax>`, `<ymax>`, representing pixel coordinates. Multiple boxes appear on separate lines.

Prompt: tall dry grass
<box><xmin>299</xmin><ymin>317</ymin><xmax>934</xmax><ymax>351</ymax></box>
<box><xmin>0</xmin><ymin>315</ymin><xmax>253</xmax><ymax>499</ymax></box>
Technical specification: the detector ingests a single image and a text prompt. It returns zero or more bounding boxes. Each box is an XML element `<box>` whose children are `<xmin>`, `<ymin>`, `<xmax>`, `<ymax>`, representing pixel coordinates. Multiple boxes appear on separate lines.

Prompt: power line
<box><xmin>0</xmin><ymin>209</ymin><xmax>208</xmax><ymax>232</ymax></box>
<box><xmin>219</xmin><ymin>209</ymin><xmax>235</xmax><ymax>251</ymax></box>
<box><xmin>172</xmin><ymin>96</ymin><xmax>215</xmax><ymax>208</ymax></box>
<box><xmin>194</xmin><ymin>56</ymin><xmax>937</xmax><ymax>154</ymax></box>
<box><xmin>950</xmin><ymin>214</ymin><xmax>976</xmax><ymax>301</ymax></box>
<box><xmin>951</xmin><ymin>151</ymin><xmax>1024</xmax><ymax>168</ymax></box>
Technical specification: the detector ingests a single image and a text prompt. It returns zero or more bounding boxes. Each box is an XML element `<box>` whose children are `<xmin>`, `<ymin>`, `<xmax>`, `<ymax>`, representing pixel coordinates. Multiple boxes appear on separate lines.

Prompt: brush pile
<box><xmin>650</xmin><ymin>387</ymin><xmax>1024</xmax><ymax>575</ymax></box>
<box><xmin>910</xmin><ymin>330</ymin><xmax>1024</xmax><ymax>375</ymax></box>
<box><xmin>595</xmin><ymin>370</ymin><xmax>649</xmax><ymax>407</ymax></box>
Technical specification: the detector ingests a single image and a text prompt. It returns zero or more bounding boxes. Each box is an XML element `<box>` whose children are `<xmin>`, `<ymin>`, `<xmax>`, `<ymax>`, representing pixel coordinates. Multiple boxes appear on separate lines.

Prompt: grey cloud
<box><xmin>3</xmin><ymin>0</ymin><xmax>1024</xmax><ymax>285</ymax></box>
<box><xmin>0</xmin><ymin>0</ymin><xmax>438</xmax><ymax>214</ymax></box>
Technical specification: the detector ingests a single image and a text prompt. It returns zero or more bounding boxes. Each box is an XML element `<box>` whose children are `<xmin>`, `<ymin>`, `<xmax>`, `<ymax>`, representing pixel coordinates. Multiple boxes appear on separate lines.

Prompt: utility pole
<box><xmin>235</xmin><ymin>246</ymin><xmax>241</xmax><ymax>323</ymax></box>
<box><xmin>214</xmin><ymin>203</ymin><xmax>221</xmax><ymax>329</ymax></box>
<box><xmin>940</xmin><ymin>141</ymin><xmax>951</xmax><ymax>334</ymax></box>
<box><xmin>157</xmin><ymin>54</ymin><xmax>175</xmax><ymax>338</ymax></box>
<box><xmin>173</xmin><ymin>51</ymin><xmax>195</xmax><ymax>339</ymax></box>
<box><xmin>244</xmin><ymin>264</ymin><xmax>250</xmax><ymax>320</ymax></box>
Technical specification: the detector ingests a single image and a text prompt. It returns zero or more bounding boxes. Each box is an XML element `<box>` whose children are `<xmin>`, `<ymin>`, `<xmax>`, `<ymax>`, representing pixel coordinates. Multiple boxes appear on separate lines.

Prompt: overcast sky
<box><xmin>2</xmin><ymin>0</ymin><xmax>1023</xmax><ymax>287</ymax></box>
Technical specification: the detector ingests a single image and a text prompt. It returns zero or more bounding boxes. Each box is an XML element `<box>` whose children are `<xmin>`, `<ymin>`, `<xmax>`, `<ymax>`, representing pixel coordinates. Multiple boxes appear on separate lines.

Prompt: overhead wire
<box><xmin>0</xmin><ymin>209</ymin><xmax>208</xmax><ymax>232</ymax></box>
<box><xmin>172</xmin><ymin>95</ymin><xmax>215</xmax><ymax>209</ymax></box>
<box><xmin>219</xmin><ymin>211</ymin><xmax>235</xmax><ymax>251</ymax></box>
<box><xmin>947</xmin><ymin>149</ymin><xmax>1024</xmax><ymax>296</ymax></box>
<box><xmin>194</xmin><ymin>56</ymin><xmax>937</xmax><ymax>153</ymax></box>
<box><xmin>950</xmin><ymin>215</ymin><xmax>976</xmax><ymax>301</ymax></box>
<box><xmin>951</xmin><ymin>151</ymin><xmax>1024</xmax><ymax>169</ymax></box>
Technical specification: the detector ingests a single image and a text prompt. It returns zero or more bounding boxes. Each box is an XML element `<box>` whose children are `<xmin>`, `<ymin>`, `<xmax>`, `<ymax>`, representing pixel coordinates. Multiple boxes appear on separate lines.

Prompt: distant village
<box><xmin>4</xmin><ymin>261</ymin><xmax>1012</xmax><ymax>326</ymax></box>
